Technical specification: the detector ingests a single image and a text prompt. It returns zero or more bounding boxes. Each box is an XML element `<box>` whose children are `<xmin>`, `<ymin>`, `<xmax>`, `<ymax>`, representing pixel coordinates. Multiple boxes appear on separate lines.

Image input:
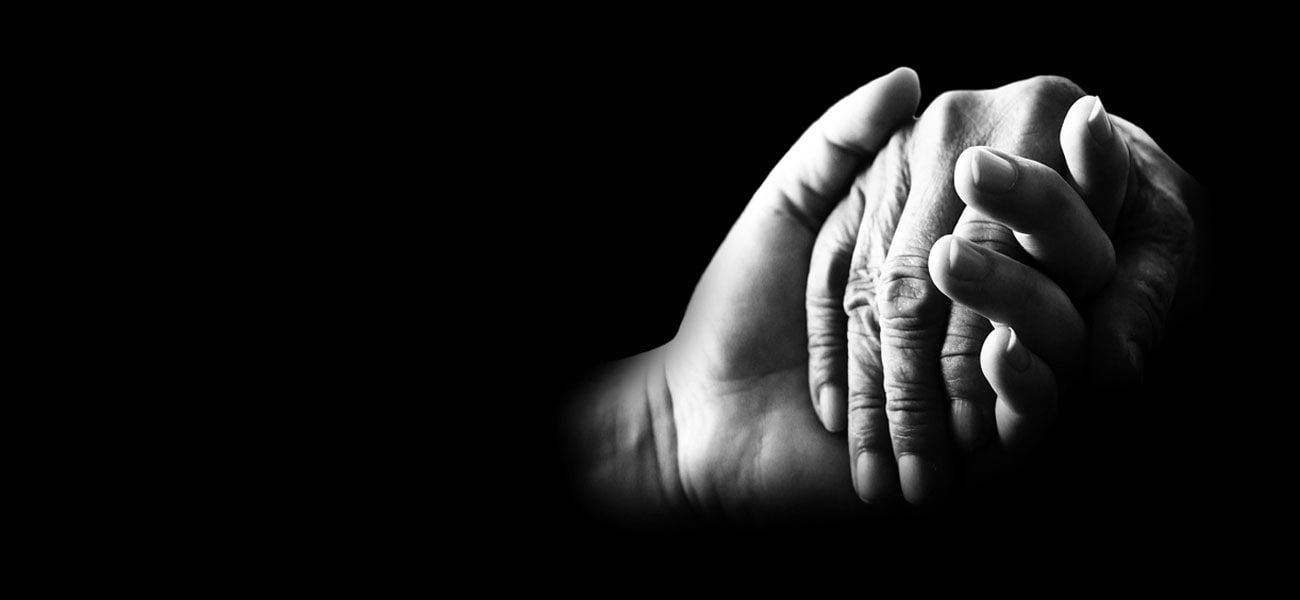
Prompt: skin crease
<box><xmin>604</xmin><ymin>72</ymin><xmax>1199</xmax><ymax>516</ymax></box>
<box><xmin>664</xmin><ymin>69</ymin><xmax>923</xmax><ymax>515</ymax></box>
<box><xmin>807</xmin><ymin>78</ymin><xmax>1198</xmax><ymax>504</ymax></box>
<box><xmin>814</xmin><ymin>76</ymin><xmax>1089</xmax><ymax>503</ymax></box>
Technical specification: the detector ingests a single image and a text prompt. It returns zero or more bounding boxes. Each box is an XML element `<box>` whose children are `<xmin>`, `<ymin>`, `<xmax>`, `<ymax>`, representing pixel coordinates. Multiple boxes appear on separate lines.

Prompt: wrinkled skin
<box><xmin>664</xmin><ymin>74</ymin><xmax>1198</xmax><ymax>514</ymax></box>
<box><xmin>807</xmin><ymin>76</ymin><xmax>1199</xmax><ymax>503</ymax></box>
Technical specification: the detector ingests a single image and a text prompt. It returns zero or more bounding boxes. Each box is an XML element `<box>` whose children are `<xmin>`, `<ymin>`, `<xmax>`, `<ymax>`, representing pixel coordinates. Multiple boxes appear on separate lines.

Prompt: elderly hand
<box><xmin>570</xmin><ymin>69</ymin><xmax>1199</xmax><ymax>516</ymax></box>
<box><xmin>570</xmin><ymin>68</ymin><xmax>922</xmax><ymax>516</ymax></box>
<box><xmin>805</xmin><ymin>76</ymin><xmax>1199</xmax><ymax>504</ymax></box>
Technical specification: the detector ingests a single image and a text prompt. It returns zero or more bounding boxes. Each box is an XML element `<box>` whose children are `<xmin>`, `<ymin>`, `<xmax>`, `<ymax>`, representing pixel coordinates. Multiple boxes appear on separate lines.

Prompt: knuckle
<box><xmin>1013</xmin><ymin>75</ymin><xmax>1085</xmax><ymax>106</ymax></box>
<box><xmin>941</xmin><ymin>353</ymin><xmax>992</xmax><ymax>405</ymax></box>
<box><xmin>807</xmin><ymin>288</ymin><xmax>847</xmax><ymax>313</ymax></box>
<box><xmin>884</xmin><ymin>414</ymin><xmax>942</xmax><ymax>453</ymax></box>
<box><xmin>952</xmin><ymin>218</ymin><xmax>1022</xmax><ymax>259</ymax></box>
<box><xmin>927</xmin><ymin>90</ymin><xmax>978</xmax><ymax>119</ymax></box>
<box><xmin>843</xmin><ymin>265</ymin><xmax>880</xmax><ymax>313</ymax></box>
<box><xmin>991</xmin><ymin>76</ymin><xmax>1086</xmax><ymax>163</ymax></box>
<box><xmin>807</xmin><ymin>327</ymin><xmax>847</xmax><ymax>355</ymax></box>
<box><xmin>941</xmin><ymin>310</ymin><xmax>993</xmax><ymax>400</ymax></box>
<box><xmin>848</xmin><ymin>387</ymin><xmax>886</xmax><ymax>412</ymax></box>
<box><xmin>877</xmin><ymin>255</ymin><xmax>947</xmax><ymax>326</ymax></box>
<box><xmin>916</xmin><ymin>90</ymin><xmax>979</xmax><ymax>142</ymax></box>
<box><xmin>883</xmin><ymin>360</ymin><xmax>935</xmax><ymax>398</ymax></box>
<box><xmin>940</xmin><ymin>332</ymin><xmax>983</xmax><ymax>364</ymax></box>
<box><xmin>845</xmin><ymin>309</ymin><xmax>882</xmax><ymax>358</ymax></box>
<box><xmin>846</xmin><ymin>398</ymin><xmax>887</xmax><ymax>452</ymax></box>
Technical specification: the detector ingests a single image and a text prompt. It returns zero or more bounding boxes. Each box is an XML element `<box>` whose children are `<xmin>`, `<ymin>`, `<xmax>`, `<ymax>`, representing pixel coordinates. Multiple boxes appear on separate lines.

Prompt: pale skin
<box><xmin>807</xmin><ymin>76</ymin><xmax>1197</xmax><ymax>504</ymax></box>
<box><xmin>568</xmin><ymin>68</ymin><xmax>1199</xmax><ymax>514</ymax></box>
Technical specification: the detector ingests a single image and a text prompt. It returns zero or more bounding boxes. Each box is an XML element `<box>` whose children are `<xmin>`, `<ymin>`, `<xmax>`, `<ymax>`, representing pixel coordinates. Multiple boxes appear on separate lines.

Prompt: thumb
<box><xmin>1089</xmin><ymin>244</ymin><xmax>1175</xmax><ymax>387</ymax></box>
<box><xmin>1088</xmin><ymin>117</ymin><xmax>1199</xmax><ymax>388</ymax></box>
<box><xmin>1060</xmin><ymin>95</ymin><xmax>1129</xmax><ymax>235</ymax></box>
<box><xmin>676</xmin><ymin>68</ymin><xmax>922</xmax><ymax>378</ymax></box>
<box><xmin>745</xmin><ymin>66</ymin><xmax>920</xmax><ymax>242</ymax></box>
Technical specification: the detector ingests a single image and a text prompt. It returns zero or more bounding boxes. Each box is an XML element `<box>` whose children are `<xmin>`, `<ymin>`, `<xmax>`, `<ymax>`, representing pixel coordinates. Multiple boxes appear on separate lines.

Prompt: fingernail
<box><xmin>1005</xmin><ymin>327</ymin><xmax>1031</xmax><ymax>371</ymax></box>
<box><xmin>951</xmin><ymin>400</ymin><xmax>990</xmax><ymax>453</ymax></box>
<box><xmin>970</xmin><ymin>147</ymin><xmax>1017</xmax><ymax>193</ymax></box>
<box><xmin>855</xmin><ymin>453</ymin><xmax>889</xmax><ymax>503</ymax></box>
<box><xmin>947</xmin><ymin>236</ymin><xmax>990</xmax><ymax>281</ymax></box>
<box><xmin>898</xmin><ymin>455</ymin><xmax>943</xmax><ymax>505</ymax></box>
<box><xmin>1088</xmin><ymin>96</ymin><xmax>1114</xmax><ymax>143</ymax></box>
<box><xmin>818</xmin><ymin>385</ymin><xmax>846</xmax><ymax>432</ymax></box>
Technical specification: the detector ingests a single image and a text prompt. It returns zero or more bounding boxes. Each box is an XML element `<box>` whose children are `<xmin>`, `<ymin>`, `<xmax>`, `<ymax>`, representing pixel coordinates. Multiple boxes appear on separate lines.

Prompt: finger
<box><xmin>1090</xmin><ymin>115</ymin><xmax>1198</xmax><ymax>388</ymax></box>
<box><xmin>981</xmin><ymin>327</ymin><xmax>1058</xmax><ymax>451</ymax></box>
<box><xmin>795</xmin><ymin>68</ymin><xmax>922</xmax><ymax>433</ymax></box>
<box><xmin>842</xmin><ymin>131</ymin><xmax>912</xmax><ymax>502</ymax></box>
<box><xmin>942</xmin><ymin>302</ymin><xmax>994</xmax><ymax>452</ymax></box>
<box><xmin>683</xmin><ymin>68</ymin><xmax>922</xmax><ymax>377</ymax></box>
<box><xmin>807</xmin><ymin>191</ymin><xmax>863</xmax><ymax>432</ymax></box>
<box><xmin>1060</xmin><ymin>95</ymin><xmax>1130</xmax><ymax>235</ymax></box>
<box><xmin>1089</xmin><ymin>247</ymin><xmax>1174</xmax><ymax>387</ymax></box>
<box><xmin>756</xmin><ymin>66</ymin><xmax>921</xmax><ymax>230</ymax></box>
<box><xmin>846</xmin><ymin>292</ymin><xmax>901</xmax><ymax>503</ymax></box>
<box><xmin>953</xmin><ymin>146</ymin><xmax>1115</xmax><ymax>299</ymax></box>
<box><xmin>929</xmin><ymin>235</ymin><xmax>1085</xmax><ymax>375</ymax></box>
<box><xmin>866</xmin><ymin>93</ymin><xmax>983</xmax><ymax>505</ymax></box>
<box><xmin>941</xmin><ymin>212</ymin><xmax>1027</xmax><ymax>454</ymax></box>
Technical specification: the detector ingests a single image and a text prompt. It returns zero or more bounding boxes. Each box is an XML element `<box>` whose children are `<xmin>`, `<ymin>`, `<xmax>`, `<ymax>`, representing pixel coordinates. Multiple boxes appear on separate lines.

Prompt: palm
<box><xmin>659</xmin><ymin>68</ymin><xmax>920</xmax><ymax>514</ymax></box>
<box><xmin>664</xmin><ymin>206</ymin><xmax>857</xmax><ymax>514</ymax></box>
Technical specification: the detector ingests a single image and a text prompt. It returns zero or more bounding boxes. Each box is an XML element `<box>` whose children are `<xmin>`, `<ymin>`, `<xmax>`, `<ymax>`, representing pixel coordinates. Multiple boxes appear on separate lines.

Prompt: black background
<box><xmin>496</xmin><ymin>8</ymin><xmax>1288</xmax><ymax>594</ymax></box>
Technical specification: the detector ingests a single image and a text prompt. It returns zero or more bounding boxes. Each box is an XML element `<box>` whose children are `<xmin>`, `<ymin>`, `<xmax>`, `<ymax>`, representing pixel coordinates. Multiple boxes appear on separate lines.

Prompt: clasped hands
<box><xmin>577</xmin><ymin>68</ymin><xmax>1198</xmax><ymax>514</ymax></box>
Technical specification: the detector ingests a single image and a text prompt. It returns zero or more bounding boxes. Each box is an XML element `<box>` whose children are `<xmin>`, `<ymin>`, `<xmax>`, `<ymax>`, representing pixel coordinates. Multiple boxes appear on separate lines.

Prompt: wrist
<box><xmin>566</xmin><ymin>345</ymin><xmax>686</xmax><ymax>516</ymax></box>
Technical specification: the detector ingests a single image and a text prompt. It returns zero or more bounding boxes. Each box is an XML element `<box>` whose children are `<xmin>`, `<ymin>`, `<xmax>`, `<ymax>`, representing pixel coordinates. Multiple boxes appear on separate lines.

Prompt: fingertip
<box><xmin>1004</xmin><ymin>327</ymin><xmax>1031</xmax><ymax>371</ymax></box>
<box><xmin>888</xmin><ymin>66</ymin><xmax>921</xmax><ymax>109</ymax></box>
<box><xmin>1061</xmin><ymin>95</ymin><xmax>1098</xmax><ymax>150</ymax></box>
<box><xmin>952</xmin><ymin>147</ymin><xmax>978</xmax><ymax>204</ymax></box>
<box><xmin>1087</xmin><ymin>96</ymin><xmax>1114</xmax><ymax>143</ymax></box>
<box><xmin>927</xmin><ymin>234</ymin><xmax>956</xmax><ymax>291</ymax></box>
<box><xmin>951</xmin><ymin>399</ymin><xmax>991</xmax><ymax>453</ymax></box>
<box><xmin>982</xmin><ymin>326</ymin><xmax>1048</xmax><ymax>400</ymax></box>
<box><xmin>891</xmin><ymin>65</ymin><xmax>919</xmax><ymax>82</ymax></box>
<box><xmin>1063</xmin><ymin>95</ymin><xmax>1114</xmax><ymax>147</ymax></box>
<box><xmin>828</xmin><ymin>67</ymin><xmax>924</xmax><ymax>154</ymax></box>
<box><xmin>982</xmin><ymin>327</ymin><xmax>1058</xmax><ymax>451</ymax></box>
<box><xmin>928</xmin><ymin>234</ymin><xmax>972</xmax><ymax>301</ymax></box>
<box><xmin>952</xmin><ymin>146</ymin><xmax>1022</xmax><ymax>208</ymax></box>
<box><xmin>1061</xmin><ymin>94</ymin><xmax>1129</xmax><ymax>233</ymax></box>
<box><xmin>818</xmin><ymin>385</ymin><xmax>847</xmax><ymax>433</ymax></box>
<box><xmin>854</xmin><ymin>452</ymin><xmax>898</xmax><ymax>504</ymax></box>
<box><xmin>970</xmin><ymin>147</ymin><xmax>1019</xmax><ymax>193</ymax></box>
<box><xmin>929</xmin><ymin>234</ymin><xmax>993</xmax><ymax>299</ymax></box>
<box><xmin>980</xmin><ymin>326</ymin><xmax>1013</xmax><ymax>374</ymax></box>
<box><xmin>898</xmin><ymin>454</ymin><xmax>947</xmax><ymax>505</ymax></box>
<box><xmin>872</xmin><ymin>66</ymin><xmax>922</xmax><ymax>119</ymax></box>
